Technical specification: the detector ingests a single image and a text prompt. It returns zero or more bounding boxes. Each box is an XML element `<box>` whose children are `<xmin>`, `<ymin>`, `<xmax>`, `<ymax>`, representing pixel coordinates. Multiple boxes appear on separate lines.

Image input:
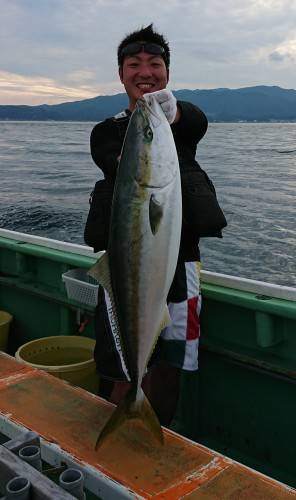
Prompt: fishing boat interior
<box><xmin>0</xmin><ymin>228</ymin><xmax>295</xmax><ymax>499</ymax></box>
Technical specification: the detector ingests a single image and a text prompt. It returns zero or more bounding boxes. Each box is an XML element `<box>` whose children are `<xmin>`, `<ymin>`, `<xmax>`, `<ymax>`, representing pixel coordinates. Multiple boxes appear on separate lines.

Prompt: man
<box><xmin>85</xmin><ymin>24</ymin><xmax>226</xmax><ymax>436</ymax></box>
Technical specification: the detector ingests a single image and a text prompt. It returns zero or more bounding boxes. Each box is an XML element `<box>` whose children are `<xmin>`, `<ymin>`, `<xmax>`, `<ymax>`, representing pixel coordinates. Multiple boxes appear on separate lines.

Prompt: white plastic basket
<box><xmin>62</xmin><ymin>268</ymin><xmax>99</xmax><ymax>307</ymax></box>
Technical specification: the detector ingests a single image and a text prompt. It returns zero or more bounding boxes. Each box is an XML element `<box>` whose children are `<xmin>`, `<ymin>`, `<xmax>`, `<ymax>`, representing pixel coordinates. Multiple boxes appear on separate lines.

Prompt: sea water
<box><xmin>0</xmin><ymin>121</ymin><xmax>295</xmax><ymax>287</ymax></box>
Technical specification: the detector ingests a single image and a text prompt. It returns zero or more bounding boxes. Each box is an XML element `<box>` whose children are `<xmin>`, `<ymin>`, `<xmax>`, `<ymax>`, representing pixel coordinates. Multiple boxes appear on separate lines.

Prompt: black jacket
<box><xmin>85</xmin><ymin>101</ymin><xmax>227</xmax><ymax>300</ymax></box>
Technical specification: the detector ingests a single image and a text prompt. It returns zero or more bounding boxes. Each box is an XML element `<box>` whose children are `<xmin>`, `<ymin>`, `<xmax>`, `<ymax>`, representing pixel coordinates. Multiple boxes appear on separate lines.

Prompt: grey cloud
<box><xmin>269</xmin><ymin>51</ymin><xmax>295</xmax><ymax>63</ymax></box>
<box><xmin>1</xmin><ymin>0</ymin><xmax>296</xmax><ymax>104</ymax></box>
<box><xmin>269</xmin><ymin>51</ymin><xmax>286</xmax><ymax>62</ymax></box>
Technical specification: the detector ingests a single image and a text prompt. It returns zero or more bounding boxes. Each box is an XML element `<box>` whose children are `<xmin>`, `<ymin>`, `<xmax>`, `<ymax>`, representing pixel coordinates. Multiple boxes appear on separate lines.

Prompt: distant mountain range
<box><xmin>1</xmin><ymin>85</ymin><xmax>296</xmax><ymax>122</ymax></box>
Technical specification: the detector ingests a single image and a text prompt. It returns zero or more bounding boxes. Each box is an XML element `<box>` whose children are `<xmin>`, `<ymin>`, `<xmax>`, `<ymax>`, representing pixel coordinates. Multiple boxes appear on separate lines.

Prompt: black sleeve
<box><xmin>90</xmin><ymin>120</ymin><xmax>121</xmax><ymax>180</ymax></box>
<box><xmin>181</xmin><ymin>169</ymin><xmax>227</xmax><ymax>238</ymax></box>
<box><xmin>171</xmin><ymin>101</ymin><xmax>227</xmax><ymax>238</ymax></box>
<box><xmin>84</xmin><ymin>178</ymin><xmax>114</xmax><ymax>252</ymax></box>
<box><xmin>172</xmin><ymin>101</ymin><xmax>208</xmax><ymax>147</ymax></box>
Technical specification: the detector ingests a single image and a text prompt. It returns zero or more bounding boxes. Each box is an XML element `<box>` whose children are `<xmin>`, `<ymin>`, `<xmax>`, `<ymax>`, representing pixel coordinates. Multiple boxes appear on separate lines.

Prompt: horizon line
<box><xmin>1</xmin><ymin>84</ymin><xmax>295</xmax><ymax>108</ymax></box>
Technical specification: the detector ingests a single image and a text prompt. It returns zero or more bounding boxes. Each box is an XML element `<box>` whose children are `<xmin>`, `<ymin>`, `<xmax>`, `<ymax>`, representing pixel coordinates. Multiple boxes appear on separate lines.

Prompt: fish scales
<box><xmin>89</xmin><ymin>95</ymin><xmax>182</xmax><ymax>448</ymax></box>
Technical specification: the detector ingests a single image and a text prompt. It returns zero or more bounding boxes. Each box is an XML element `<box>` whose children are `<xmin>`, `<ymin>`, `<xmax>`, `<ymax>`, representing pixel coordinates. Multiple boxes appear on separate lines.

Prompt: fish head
<box><xmin>125</xmin><ymin>97</ymin><xmax>179</xmax><ymax>189</ymax></box>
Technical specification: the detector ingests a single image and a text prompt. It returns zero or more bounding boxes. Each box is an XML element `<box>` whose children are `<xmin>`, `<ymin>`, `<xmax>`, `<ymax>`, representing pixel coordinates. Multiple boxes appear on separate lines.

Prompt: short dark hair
<box><xmin>117</xmin><ymin>24</ymin><xmax>170</xmax><ymax>68</ymax></box>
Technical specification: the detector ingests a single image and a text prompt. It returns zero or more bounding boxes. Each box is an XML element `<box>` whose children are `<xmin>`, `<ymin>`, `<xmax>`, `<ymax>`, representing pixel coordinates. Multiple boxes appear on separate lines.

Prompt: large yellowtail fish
<box><xmin>89</xmin><ymin>94</ymin><xmax>182</xmax><ymax>449</ymax></box>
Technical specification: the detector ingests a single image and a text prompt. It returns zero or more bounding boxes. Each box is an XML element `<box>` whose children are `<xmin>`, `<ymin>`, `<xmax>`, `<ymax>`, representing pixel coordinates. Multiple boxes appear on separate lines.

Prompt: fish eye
<box><xmin>144</xmin><ymin>126</ymin><xmax>153</xmax><ymax>142</ymax></box>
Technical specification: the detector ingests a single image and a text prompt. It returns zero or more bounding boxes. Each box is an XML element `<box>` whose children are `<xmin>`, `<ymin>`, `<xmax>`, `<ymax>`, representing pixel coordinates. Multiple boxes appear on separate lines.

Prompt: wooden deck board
<box><xmin>0</xmin><ymin>352</ymin><xmax>295</xmax><ymax>499</ymax></box>
<box><xmin>0</xmin><ymin>352</ymin><xmax>33</xmax><ymax>378</ymax></box>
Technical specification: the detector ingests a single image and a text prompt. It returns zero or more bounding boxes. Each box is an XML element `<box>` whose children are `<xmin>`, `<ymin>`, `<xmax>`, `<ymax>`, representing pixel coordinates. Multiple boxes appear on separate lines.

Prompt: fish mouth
<box><xmin>136</xmin><ymin>98</ymin><xmax>162</xmax><ymax>125</ymax></box>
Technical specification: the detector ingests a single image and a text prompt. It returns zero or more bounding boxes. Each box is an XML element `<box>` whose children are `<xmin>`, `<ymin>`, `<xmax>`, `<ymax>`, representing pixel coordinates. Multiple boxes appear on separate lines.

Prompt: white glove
<box><xmin>143</xmin><ymin>89</ymin><xmax>177</xmax><ymax>124</ymax></box>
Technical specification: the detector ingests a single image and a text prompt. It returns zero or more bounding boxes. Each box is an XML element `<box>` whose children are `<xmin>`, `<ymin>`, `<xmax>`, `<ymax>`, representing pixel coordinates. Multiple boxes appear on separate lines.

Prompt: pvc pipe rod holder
<box><xmin>18</xmin><ymin>445</ymin><xmax>42</xmax><ymax>472</ymax></box>
<box><xmin>59</xmin><ymin>468</ymin><xmax>85</xmax><ymax>500</ymax></box>
<box><xmin>5</xmin><ymin>476</ymin><xmax>31</xmax><ymax>499</ymax></box>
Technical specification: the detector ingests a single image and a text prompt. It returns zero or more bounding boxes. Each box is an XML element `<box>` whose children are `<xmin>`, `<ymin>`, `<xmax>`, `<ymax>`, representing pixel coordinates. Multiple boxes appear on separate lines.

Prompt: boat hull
<box><xmin>0</xmin><ymin>228</ymin><xmax>296</xmax><ymax>488</ymax></box>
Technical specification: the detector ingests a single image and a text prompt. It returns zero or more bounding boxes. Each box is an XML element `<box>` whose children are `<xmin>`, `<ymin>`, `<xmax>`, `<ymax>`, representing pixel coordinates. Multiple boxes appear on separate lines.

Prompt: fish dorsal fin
<box><xmin>149</xmin><ymin>194</ymin><xmax>163</xmax><ymax>235</ymax></box>
<box><xmin>88</xmin><ymin>251</ymin><xmax>113</xmax><ymax>296</ymax></box>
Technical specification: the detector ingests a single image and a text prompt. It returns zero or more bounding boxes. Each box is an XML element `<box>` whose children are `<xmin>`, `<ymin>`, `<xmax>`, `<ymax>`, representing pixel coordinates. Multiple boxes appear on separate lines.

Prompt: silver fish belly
<box><xmin>89</xmin><ymin>96</ymin><xmax>182</xmax><ymax>448</ymax></box>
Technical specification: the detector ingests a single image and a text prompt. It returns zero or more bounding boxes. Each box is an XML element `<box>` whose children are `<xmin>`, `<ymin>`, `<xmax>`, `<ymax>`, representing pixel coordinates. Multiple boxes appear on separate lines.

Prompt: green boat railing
<box><xmin>0</xmin><ymin>228</ymin><xmax>295</xmax><ymax>488</ymax></box>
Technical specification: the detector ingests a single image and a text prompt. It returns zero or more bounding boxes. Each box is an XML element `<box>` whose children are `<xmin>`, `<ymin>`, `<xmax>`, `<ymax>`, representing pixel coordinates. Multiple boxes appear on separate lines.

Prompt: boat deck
<box><xmin>0</xmin><ymin>352</ymin><xmax>295</xmax><ymax>499</ymax></box>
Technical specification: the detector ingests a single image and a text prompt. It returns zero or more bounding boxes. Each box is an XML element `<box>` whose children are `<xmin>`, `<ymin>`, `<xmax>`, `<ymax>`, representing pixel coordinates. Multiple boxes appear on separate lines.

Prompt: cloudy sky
<box><xmin>1</xmin><ymin>0</ymin><xmax>295</xmax><ymax>105</ymax></box>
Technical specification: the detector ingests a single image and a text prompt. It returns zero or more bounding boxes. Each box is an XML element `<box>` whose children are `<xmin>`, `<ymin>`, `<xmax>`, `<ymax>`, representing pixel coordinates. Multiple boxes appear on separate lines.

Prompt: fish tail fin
<box><xmin>95</xmin><ymin>386</ymin><xmax>164</xmax><ymax>450</ymax></box>
<box><xmin>135</xmin><ymin>387</ymin><xmax>164</xmax><ymax>445</ymax></box>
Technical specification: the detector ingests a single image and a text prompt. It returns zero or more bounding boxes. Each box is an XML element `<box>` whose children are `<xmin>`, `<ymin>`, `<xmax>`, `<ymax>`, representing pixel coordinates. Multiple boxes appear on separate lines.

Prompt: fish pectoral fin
<box><xmin>87</xmin><ymin>251</ymin><xmax>113</xmax><ymax>296</ymax></box>
<box><xmin>149</xmin><ymin>194</ymin><xmax>163</xmax><ymax>235</ymax></box>
<box><xmin>95</xmin><ymin>387</ymin><xmax>164</xmax><ymax>450</ymax></box>
<box><xmin>158</xmin><ymin>305</ymin><xmax>171</xmax><ymax>333</ymax></box>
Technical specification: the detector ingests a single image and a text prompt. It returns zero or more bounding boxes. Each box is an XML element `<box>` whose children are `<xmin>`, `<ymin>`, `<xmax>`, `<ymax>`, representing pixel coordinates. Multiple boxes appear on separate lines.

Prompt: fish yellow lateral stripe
<box><xmin>89</xmin><ymin>95</ymin><xmax>182</xmax><ymax>449</ymax></box>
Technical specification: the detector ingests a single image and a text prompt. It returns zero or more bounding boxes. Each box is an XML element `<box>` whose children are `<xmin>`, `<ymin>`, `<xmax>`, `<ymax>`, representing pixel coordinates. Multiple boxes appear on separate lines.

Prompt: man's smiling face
<box><xmin>119</xmin><ymin>51</ymin><xmax>169</xmax><ymax>110</ymax></box>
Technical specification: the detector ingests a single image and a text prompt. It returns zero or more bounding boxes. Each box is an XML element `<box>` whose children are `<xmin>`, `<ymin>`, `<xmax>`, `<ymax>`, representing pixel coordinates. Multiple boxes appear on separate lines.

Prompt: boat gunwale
<box><xmin>1</xmin><ymin>228</ymin><xmax>296</xmax><ymax>302</ymax></box>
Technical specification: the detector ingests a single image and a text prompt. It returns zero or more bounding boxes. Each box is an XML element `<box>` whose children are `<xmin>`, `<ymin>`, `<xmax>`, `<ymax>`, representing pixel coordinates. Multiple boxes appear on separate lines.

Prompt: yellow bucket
<box><xmin>0</xmin><ymin>311</ymin><xmax>13</xmax><ymax>352</ymax></box>
<box><xmin>15</xmin><ymin>336</ymin><xmax>99</xmax><ymax>394</ymax></box>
